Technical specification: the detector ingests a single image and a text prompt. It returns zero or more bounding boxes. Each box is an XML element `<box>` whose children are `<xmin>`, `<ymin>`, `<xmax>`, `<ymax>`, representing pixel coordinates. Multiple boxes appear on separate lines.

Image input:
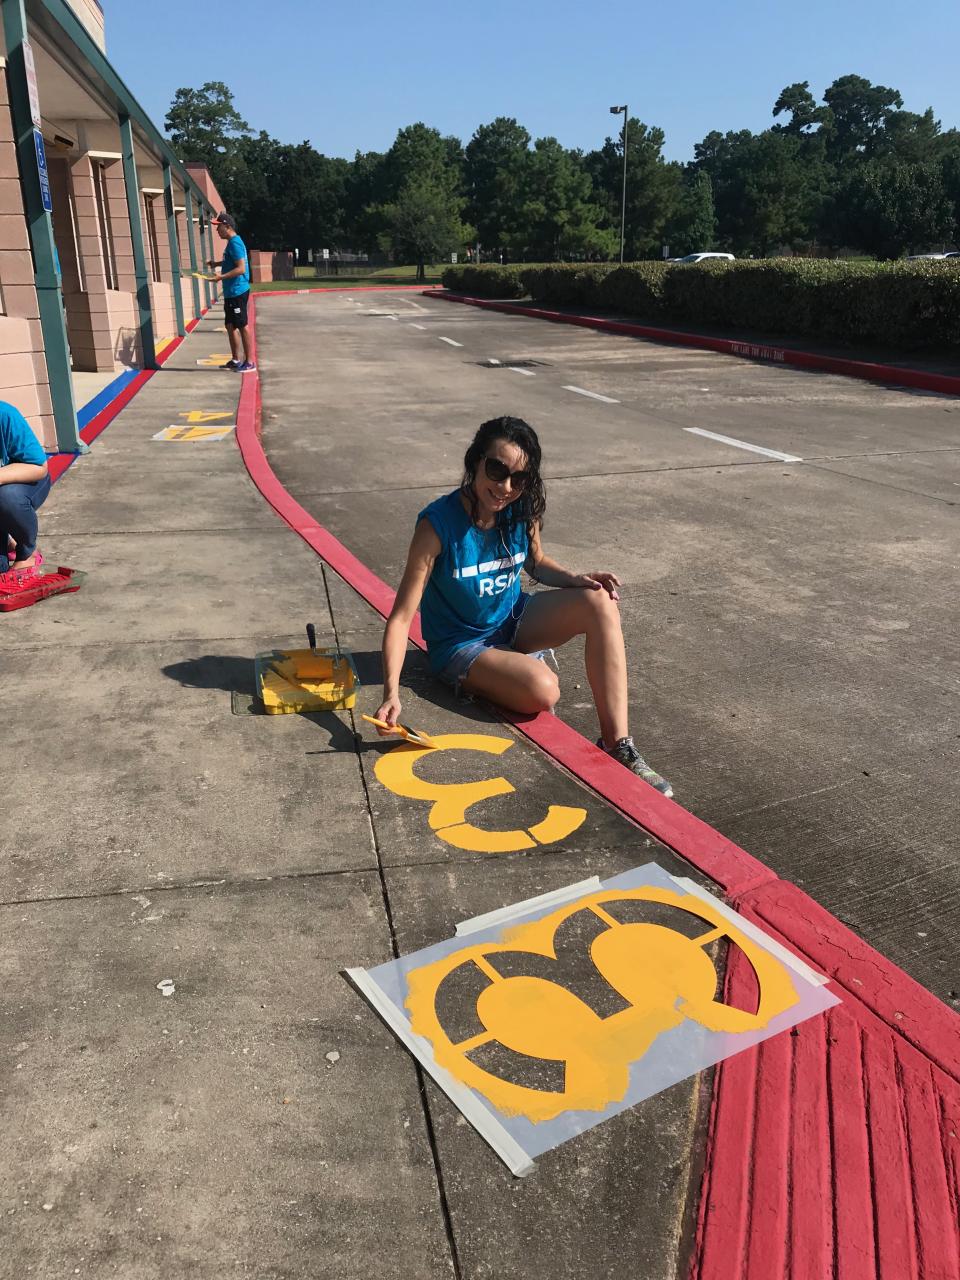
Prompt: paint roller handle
<box><xmin>306</xmin><ymin>622</ymin><xmax>317</xmax><ymax>654</ymax></box>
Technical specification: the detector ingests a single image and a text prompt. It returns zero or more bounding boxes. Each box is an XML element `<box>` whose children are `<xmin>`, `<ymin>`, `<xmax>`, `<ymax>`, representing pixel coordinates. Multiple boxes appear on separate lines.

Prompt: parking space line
<box><xmin>438</xmin><ymin>337</ymin><xmax>463</xmax><ymax>347</ymax></box>
<box><xmin>510</xmin><ymin>368</ymin><xmax>536</xmax><ymax>377</ymax></box>
<box><xmin>684</xmin><ymin>427</ymin><xmax>803</xmax><ymax>463</ymax></box>
<box><xmin>409</xmin><ymin>323</ymin><xmax>426</xmax><ymax>330</ymax></box>
<box><xmin>563</xmin><ymin>385</ymin><xmax>619</xmax><ymax>404</ymax></box>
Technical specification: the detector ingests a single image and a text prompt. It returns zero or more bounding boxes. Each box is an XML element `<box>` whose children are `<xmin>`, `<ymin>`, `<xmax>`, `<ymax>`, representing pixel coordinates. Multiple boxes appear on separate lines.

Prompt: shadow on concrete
<box><xmin>162</xmin><ymin>653</ymin><xmax>257</xmax><ymax>695</ymax></box>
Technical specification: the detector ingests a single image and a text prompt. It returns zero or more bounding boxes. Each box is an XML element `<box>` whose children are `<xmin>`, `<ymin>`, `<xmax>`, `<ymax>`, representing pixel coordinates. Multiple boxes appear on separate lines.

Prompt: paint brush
<box><xmin>361</xmin><ymin>714</ymin><xmax>441</xmax><ymax>750</ymax></box>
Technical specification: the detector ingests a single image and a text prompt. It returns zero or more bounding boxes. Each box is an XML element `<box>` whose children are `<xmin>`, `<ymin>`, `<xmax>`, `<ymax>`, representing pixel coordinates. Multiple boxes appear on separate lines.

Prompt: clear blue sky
<box><xmin>106</xmin><ymin>0</ymin><xmax>960</xmax><ymax>163</ymax></box>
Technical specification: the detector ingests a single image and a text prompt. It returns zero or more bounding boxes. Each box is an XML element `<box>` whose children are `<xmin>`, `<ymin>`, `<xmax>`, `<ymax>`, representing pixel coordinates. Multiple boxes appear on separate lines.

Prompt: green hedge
<box><xmin>442</xmin><ymin>259</ymin><xmax>960</xmax><ymax>350</ymax></box>
<box><xmin>440</xmin><ymin>264</ymin><xmax>525</xmax><ymax>298</ymax></box>
<box><xmin>517</xmin><ymin>264</ymin><xmax>617</xmax><ymax>306</ymax></box>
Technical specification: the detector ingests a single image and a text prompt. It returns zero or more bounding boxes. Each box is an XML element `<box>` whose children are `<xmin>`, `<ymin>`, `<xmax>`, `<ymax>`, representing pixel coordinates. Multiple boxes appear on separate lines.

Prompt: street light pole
<box><xmin>609</xmin><ymin>104</ymin><xmax>628</xmax><ymax>263</ymax></box>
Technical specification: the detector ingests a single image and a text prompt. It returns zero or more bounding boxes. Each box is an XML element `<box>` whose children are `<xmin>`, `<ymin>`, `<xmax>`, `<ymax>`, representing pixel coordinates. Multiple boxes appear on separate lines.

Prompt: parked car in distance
<box><xmin>906</xmin><ymin>252</ymin><xmax>948</xmax><ymax>260</ymax></box>
<box><xmin>676</xmin><ymin>252</ymin><xmax>736</xmax><ymax>264</ymax></box>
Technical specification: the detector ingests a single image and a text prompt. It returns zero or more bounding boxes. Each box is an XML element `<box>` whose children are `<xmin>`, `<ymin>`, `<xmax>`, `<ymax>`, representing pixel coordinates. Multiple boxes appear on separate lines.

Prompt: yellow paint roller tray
<box><xmin>254</xmin><ymin>647</ymin><xmax>359</xmax><ymax>714</ymax></box>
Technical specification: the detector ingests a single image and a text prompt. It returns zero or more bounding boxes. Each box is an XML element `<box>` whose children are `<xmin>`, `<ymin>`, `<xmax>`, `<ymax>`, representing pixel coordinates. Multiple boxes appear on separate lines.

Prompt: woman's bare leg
<box><xmin>513</xmin><ymin>588</ymin><xmax>628</xmax><ymax>746</ymax></box>
<box><xmin>460</xmin><ymin>645</ymin><xmax>560</xmax><ymax>714</ymax></box>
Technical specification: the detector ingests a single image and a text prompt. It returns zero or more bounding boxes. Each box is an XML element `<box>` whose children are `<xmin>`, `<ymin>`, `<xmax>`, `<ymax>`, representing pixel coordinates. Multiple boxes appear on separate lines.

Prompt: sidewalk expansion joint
<box><xmin>0</xmin><ymin>864</ymin><xmax>385</xmax><ymax>911</ymax></box>
<box><xmin>345</xmin><ymin>700</ymin><xmax>464</xmax><ymax>1280</ymax></box>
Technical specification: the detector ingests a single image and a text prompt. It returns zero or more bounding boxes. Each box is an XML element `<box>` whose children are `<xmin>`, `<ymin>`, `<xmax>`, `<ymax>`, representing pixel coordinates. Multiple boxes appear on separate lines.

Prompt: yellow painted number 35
<box><xmin>373</xmin><ymin>733</ymin><xmax>587</xmax><ymax>854</ymax></box>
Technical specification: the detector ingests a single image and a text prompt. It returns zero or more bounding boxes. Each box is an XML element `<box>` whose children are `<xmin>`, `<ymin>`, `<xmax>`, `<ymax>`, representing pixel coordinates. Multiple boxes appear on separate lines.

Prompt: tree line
<box><xmin>165</xmin><ymin>76</ymin><xmax>960</xmax><ymax>269</ymax></box>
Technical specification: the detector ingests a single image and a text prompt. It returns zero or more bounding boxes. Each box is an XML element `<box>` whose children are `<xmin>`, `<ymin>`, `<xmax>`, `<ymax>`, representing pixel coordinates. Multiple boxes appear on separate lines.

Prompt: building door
<box><xmin>45</xmin><ymin>153</ymin><xmax>88</xmax><ymax>369</ymax></box>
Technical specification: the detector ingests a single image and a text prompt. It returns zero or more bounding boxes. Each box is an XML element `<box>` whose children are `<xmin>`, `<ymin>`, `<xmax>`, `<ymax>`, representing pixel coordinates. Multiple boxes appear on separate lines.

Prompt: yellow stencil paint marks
<box><xmin>372</xmin><ymin>733</ymin><xmax>586</xmax><ymax>854</ymax></box>
<box><xmin>196</xmin><ymin>354</ymin><xmax>233</xmax><ymax>367</ymax></box>
<box><xmin>404</xmin><ymin>886</ymin><xmax>800</xmax><ymax>1123</ymax></box>
<box><xmin>152</xmin><ymin>424</ymin><xmax>236</xmax><ymax>443</ymax></box>
<box><xmin>177</xmin><ymin>410</ymin><xmax>234</xmax><ymax>423</ymax></box>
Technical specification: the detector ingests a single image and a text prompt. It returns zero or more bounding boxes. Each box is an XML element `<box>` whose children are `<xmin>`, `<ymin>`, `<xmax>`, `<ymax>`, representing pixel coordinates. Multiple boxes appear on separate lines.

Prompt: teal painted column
<box><xmin>162</xmin><ymin>161</ymin><xmax>185</xmax><ymax>337</ymax></box>
<box><xmin>183</xmin><ymin>188</ymin><xmax>202</xmax><ymax>320</ymax></box>
<box><xmin>119</xmin><ymin>113</ymin><xmax>157</xmax><ymax>370</ymax></box>
<box><xmin>1</xmin><ymin>0</ymin><xmax>80</xmax><ymax>451</ymax></box>
<box><xmin>201</xmin><ymin>214</ymin><xmax>213</xmax><ymax>308</ymax></box>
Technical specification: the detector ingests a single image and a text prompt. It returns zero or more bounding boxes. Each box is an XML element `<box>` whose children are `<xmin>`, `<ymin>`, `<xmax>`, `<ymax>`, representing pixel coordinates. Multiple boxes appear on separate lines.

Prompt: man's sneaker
<box><xmin>234</xmin><ymin>361</ymin><xmax>256</xmax><ymax>373</ymax></box>
<box><xmin>220</xmin><ymin>359</ymin><xmax>238</xmax><ymax>370</ymax></box>
<box><xmin>596</xmin><ymin>736</ymin><xmax>673</xmax><ymax>797</ymax></box>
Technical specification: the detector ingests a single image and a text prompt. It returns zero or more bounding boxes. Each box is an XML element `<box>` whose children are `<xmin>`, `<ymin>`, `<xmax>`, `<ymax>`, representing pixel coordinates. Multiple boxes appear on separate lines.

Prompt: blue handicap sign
<box><xmin>33</xmin><ymin>129</ymin><xmax>52</xmax><ymax>213</ymax></box>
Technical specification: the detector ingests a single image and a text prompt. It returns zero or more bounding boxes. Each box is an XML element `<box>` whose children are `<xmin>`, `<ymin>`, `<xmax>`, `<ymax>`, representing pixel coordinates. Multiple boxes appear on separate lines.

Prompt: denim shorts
<box><xmin>437</xmin><ymin>593</ymin><xmax>553</xmax><ymax>693</ymax></box>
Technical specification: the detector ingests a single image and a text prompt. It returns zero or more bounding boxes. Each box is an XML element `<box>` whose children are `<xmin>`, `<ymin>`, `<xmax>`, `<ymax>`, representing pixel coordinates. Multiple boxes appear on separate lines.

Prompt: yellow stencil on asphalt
<box><xmin>195</xmin><ymin>354</ymin><xmax>233</xmax><ymax>367</ymax></box>
<box><xmin>405</xmin><ymin>886</ymin><xmax>800</xmax><ymax>1122</ymax></box>
<box><xmin>177</xmin><ymin>410</ymin><xmax>234</xmax><ymax>423</ymax></box>
<box><xmin>373</xmin><ymin>733</ymin><xmax>586</xmax><ymax>853</ymax></box>
<box><xmin>152</xmin><ymin>424</ymin><xmax>235</xmax><ymax>442</ymax></box>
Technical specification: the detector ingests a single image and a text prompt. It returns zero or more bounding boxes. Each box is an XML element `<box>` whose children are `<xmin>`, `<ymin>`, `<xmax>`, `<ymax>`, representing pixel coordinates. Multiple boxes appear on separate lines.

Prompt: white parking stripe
<box><xmin>562</xmin><ymin>385</ymin><xmax>619</xmax><ymax>403</ymax></box>
<box><xmin>683</xmin><ymin>427</ymin><xmax>802</xmax><ymax>462</ymax></box>
<box><xmin>438</xmin><ymin>337</ymin><xmax>463</xmax><ymax>347</ymax></box>
<box><xmin>509</xmin><ymin>367</ymin><xmax>536</xmax><ymax>376</ymax></box>
<box><xmin>409</xmin><ymin>323</ymin><xmax>426</xmax><ymax>330</ymax></box>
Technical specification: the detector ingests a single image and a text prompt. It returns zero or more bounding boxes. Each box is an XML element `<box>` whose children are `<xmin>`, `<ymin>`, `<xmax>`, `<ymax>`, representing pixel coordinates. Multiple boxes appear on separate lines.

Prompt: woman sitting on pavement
<box><xmin>374</xmin><ymin>415</ymin><xmax>672</xmax><ymax>795</ymax></box>
<box><xmin>0</xmin><ymin>400</ymin><xmax>50</xmax><ymax>577</ymax></box>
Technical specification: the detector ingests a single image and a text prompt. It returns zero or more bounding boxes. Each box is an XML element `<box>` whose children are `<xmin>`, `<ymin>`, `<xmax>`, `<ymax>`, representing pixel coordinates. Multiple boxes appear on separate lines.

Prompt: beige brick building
<box><xmin>0</xmin><ymin>0</ymin><xmax>225</xmax><ymax>452</ymax></box>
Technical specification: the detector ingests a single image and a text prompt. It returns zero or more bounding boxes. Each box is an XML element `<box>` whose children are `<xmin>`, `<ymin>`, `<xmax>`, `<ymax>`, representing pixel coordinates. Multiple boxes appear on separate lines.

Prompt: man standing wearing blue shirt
<box><xmin>206</xmin><ymin>212</ymin><xmax>254</xmax><ymax>372</ymax></box>
<box><xmin>0</xmin><ymin>401</ymin><xmax>50</xmax><ymax>575</ymax></box>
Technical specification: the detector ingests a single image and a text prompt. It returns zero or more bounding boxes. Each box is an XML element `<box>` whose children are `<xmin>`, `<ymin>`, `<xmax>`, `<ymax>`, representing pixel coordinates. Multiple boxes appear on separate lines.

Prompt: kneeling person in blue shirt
<box><xmin>0</xmin><ymin>400</ymin><xmax>50</xmax><ymax>574</ymax></box>
<box><xmin>207</xmin><ymin>211</ymin><xmax>254</xmax><ymax>373</ymax></box>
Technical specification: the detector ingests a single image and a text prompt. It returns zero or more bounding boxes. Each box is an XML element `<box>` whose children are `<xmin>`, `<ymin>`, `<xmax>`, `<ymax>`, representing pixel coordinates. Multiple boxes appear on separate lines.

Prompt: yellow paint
<box><xmin>372</xmin><ymin>733</ymin><xmax>587</xmax><ymax>853</ymax></box>
<box><xmin>154</xmin><ymin>425</ymin><xmax>234</xmax><ymax>442</ymax></box>
<box><xmin>178</xmin><ymin>410</ymin><xmax>234</xmax><ymax>423</ymax></box>
<box><xmin>405</xmin><ymin>886</ymin><xmax>799</xmax><ymax>1122</ymax></box>
<box><xmin>257</xmin><ymin>648</ymin><xmax>357</xmax><ymax>714</ymax></box>
<box><xmin>196</xmin><ymin>354</ymin><xmax>233</xmax><ymax>367</ymax></box>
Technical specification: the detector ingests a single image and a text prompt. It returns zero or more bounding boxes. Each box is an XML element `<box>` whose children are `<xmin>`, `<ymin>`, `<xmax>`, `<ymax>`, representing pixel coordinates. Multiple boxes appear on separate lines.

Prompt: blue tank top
<box><xmin>418</xmin><ymin>490</ymin><xmax>529</xmax><ymax>673</ymax></box>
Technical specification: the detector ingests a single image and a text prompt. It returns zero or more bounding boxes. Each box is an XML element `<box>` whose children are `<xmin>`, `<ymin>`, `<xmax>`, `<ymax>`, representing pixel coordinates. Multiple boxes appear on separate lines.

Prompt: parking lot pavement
<box><xmin>257</xmin><ymin>290</ymin><xmax>960</xmax><ymax>1003</ymax></box>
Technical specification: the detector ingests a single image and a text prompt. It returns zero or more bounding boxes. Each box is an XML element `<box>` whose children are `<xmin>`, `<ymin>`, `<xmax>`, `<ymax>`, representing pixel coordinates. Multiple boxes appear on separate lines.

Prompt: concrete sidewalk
<box><xmin>1</xmin><ymin>313</ymin><xmax>716</xmax><ymax>1278</ymax></box>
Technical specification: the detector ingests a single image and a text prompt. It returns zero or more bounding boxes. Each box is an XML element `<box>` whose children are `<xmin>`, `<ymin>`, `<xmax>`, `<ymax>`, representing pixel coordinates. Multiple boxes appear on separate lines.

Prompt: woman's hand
<box><xmin>374</xmin><ymin>695</ymin><xmax>403</xmax><ymax>732</ymax></box>
<box><xmin>571</xmin><ymin>571</ymin><xmax>621</xmax><ymax>601</ymax></box>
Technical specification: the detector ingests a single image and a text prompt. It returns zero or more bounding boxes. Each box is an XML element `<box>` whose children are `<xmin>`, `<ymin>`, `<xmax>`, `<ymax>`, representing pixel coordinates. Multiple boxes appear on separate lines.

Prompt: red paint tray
<box><xmin>0</xmin><ymin>566</ymin><xmax>85</xmax><ymax>612</ymax></box>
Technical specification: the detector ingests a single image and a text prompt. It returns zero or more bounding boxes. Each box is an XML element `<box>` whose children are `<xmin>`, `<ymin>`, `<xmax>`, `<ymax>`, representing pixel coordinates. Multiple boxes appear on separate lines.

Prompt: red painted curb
<box><xmin>423</xmin><ymin>290</ymin><xmax>960</xmax><ymax>398</ymax></box>
<box><xmin>692</xmin><ymin>897</ymin><xmax>960</xmax><ymax>1280</ymax></box>
<box><xmin>239</xmin><ymin>292</ymin><xmax>960</xmax><ymax>1279</ymax></box>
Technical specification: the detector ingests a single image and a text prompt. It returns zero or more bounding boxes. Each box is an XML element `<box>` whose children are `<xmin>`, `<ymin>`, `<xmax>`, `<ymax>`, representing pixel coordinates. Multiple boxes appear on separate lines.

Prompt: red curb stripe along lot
<box><xmin>422</xmin><ymin>290</ymin><xmax>960</xmax><ymax>398</ymax></box>
<box><xmin>246</xmin><ymin>291</ymin><xmax>960</xmax><ymax>1278</ymax></box>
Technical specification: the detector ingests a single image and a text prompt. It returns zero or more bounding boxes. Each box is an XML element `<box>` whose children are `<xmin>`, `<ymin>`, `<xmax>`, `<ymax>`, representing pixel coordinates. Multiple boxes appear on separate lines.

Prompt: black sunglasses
<box><xmin>483</xmin><ymin>455</ymin><xmax>530</xmax><ymax>490</ymax></box>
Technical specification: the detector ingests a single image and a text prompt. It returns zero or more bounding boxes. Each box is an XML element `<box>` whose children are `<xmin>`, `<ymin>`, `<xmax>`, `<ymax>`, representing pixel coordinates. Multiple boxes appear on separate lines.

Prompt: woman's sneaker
<box><xmin>596</xmin><ymin>736</ymin><xmax>673</xmax><ymax>797</ymax></box>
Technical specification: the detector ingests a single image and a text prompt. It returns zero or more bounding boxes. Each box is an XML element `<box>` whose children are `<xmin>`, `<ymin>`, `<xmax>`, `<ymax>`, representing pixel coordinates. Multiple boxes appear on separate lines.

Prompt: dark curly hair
<box><xmin>461</xmin><ymin>416</ymin><xmax>546</xmax><ymax>537</ymax></box>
